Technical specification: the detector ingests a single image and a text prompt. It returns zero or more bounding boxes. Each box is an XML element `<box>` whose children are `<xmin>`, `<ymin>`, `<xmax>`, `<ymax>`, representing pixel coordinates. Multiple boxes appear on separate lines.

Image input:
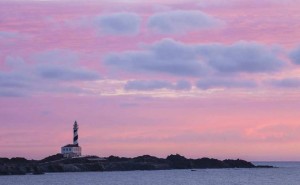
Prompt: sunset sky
<box><xmin>1</xmin><ymin>0</ymin><xmax>300</xmax><ymax>161</ymax></box>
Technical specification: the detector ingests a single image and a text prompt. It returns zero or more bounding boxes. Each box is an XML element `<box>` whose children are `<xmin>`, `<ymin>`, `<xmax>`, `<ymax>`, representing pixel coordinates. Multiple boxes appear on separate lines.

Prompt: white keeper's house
<box><xmin>61</xmin><ymin>121</ymin><xmax>82</xmax><ymax>158</ymax></box>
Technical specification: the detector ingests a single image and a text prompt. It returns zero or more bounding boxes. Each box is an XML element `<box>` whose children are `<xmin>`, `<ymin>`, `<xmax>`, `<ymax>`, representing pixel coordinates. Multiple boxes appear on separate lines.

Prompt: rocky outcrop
<box><xmin>0</xmin><ymin>153</ymin><xmax>271</xmax><ymax>175</ymax></box>
<box><xmin>223</xmin><ymin>159</ymin><xmax>255</xmax><ymax>168</ymax></box>
<box><xmin>0</xmin><ymin>157</ymin><xmax>38</xmax><ymax>175</ymax></box>
<box><xmin>167</xmin><ymin>154</ymin><xmax>191</xmax><ymax>169</ymax></box>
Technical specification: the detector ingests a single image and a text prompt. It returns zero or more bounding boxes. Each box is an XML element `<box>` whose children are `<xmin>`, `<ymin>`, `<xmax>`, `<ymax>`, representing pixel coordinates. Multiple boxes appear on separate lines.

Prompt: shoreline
<box><xmin>0</xmin><ymin>154</ymin><xmax>273</xmax><ymax>176</ymax></box>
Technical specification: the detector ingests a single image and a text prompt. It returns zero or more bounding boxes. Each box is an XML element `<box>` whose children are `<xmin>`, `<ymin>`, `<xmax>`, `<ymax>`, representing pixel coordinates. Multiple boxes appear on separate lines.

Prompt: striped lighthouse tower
<box><xmin>73</xmin><ymin>121</ymin><xmax>79</xmax><ymax>145</ymax></box>
<box><xmin>61</xmin><ymin>121</ymin><xmax>82</xmax><ymax>158</ymax></box>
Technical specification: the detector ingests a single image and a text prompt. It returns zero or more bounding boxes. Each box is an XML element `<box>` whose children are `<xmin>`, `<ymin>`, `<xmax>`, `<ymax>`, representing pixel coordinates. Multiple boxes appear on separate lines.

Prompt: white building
<box><xmin>61</xmin><ymin>121</ymin><xmax>82</xmax><ymax>158</ymax></box>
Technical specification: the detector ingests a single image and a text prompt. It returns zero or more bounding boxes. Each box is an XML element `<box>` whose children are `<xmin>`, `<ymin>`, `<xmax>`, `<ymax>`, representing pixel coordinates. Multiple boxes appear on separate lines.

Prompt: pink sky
<box><xmin>1</xmin><ymin>0</ymin><xmax>300</xmax><ymax>161</ymax></box>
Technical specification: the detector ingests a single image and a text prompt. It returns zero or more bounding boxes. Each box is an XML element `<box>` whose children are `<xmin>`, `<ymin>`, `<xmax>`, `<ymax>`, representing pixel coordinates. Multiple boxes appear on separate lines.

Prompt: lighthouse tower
<box><xmin>73</xmin><ymin>121</ymin><xmax>79</xmax><ymax>145</ymax></box>
<box><xmin>61</xmin><ymin>121</ymin><xmax>82</xmax><ymax>158</ymax></box>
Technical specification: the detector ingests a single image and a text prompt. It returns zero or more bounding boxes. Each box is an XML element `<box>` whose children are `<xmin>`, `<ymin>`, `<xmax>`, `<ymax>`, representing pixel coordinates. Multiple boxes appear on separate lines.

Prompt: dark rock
<box><xmin>0</xmin><ymin>154</ymin><xmax>271</xmax><ymax>175</ymax></box>
<box><xmin>132</xmin><ymin>155</ymin><xmax>164</xmax><ymax>163</ymax></box>
<box><xmin>40</xmin><ymin>154</ymin><xmax>64</xmax><ymax>163</ymax></box>
<box><xmin>0</xmin><ymin>166</ymin><xmax>26</xmax><ymax>175</ymax></box>
<box><xmin>10</xmin><ymin>157</ymin><xmax>29</xmax><ymax>164</ymax></box>
<box><xmin>61</xmin><ymin>158</ymin><xmax>91</xmax><ymax>164</ymax></box>
<box><xmin>166</xmin><ymin>154</ymin><xmax>191</xmax><ymax>169</ymax></box>
<box><xmin>32</xmin><ymin>166</ymin><xmax>44</xmax><ymax>175</ymax></box>
<box><xmin>43</xmin><ymin>164</ymin><xmax>64</xmax><ymax>172</ymax></box>
<box><xmin>0</xmin><ymin>158</ymin><xmax>9</xmax><ymax>164</ymax></box>
<box><xmin>223</xmin><ymin>159</ymin><xmax>255</xmax><ymax>168</ymax></box>
<box><xmin>192</xmin><ymin>158</ymin><xmax>225</xmax><ymax>168</ymax></box>
<box><xmin>89</xmin><ymin>163</ymin><xmax>104</xmax><ymax>171</ymax></box>
<box><xmin>103</xmin><ymin>161</ymin><xmax>156</xmax><ymax>171</ymax></box>
<box><xmin>107</xmin><ymin>155</ymin><xmax>130</xmax><ymax>162</ymax></box>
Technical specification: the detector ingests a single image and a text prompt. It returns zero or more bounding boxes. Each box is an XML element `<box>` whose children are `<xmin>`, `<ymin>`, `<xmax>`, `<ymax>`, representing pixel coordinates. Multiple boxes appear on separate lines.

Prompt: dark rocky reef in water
<box><xmin>0</xmin><ymin>154</ymin><xmax>272</xmax><ymax>175</ymax></box>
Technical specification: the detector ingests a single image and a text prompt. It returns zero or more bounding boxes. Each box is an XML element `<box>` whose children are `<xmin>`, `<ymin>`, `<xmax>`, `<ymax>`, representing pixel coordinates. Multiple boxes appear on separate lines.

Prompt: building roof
<box><xmin>62</xmin><ymin>144</ymin><xmax>79</xmax><ymax>148</ymax></box>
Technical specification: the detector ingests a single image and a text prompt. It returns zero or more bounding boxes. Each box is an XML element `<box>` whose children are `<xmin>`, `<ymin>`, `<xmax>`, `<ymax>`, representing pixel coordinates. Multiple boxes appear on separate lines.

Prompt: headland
<box><xmin>0</xmin><ymin>154</ymin><xmax>272</xmax><ymax>175</ymax></box>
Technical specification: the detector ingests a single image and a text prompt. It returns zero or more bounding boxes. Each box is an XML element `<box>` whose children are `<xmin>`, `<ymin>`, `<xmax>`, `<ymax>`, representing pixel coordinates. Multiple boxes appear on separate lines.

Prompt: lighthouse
<box><xmin>73</xmin><ymin>121</ymin><xmax>79</xmax><ymax>145</ymax></box>
<box><xmin>61</xmin><ymin>121</ymin><xmax>82</xmax><ymax>158</ymax></box>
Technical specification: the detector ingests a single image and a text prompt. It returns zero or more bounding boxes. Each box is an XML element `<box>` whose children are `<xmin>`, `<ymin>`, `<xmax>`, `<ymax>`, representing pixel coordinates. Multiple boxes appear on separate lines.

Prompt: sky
<box><xmin>1</xmin><ymin>0</ymin><xmax>300</xmax><ymax>161</ymax></box>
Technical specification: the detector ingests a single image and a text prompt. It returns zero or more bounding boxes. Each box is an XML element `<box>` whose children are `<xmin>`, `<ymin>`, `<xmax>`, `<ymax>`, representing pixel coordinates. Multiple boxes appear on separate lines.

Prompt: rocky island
<box><xmin>0</xmin><ymin>154</ymin><xmax>272</xmax><ymax>175</ymax></box>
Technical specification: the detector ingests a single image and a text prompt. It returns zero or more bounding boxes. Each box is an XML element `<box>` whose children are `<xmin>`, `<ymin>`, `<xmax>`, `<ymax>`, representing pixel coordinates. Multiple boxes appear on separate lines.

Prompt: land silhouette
<box><xmin>0</xmin><ymin>154</ymin><xmax>272</xmax><ymax>175</ymax></box>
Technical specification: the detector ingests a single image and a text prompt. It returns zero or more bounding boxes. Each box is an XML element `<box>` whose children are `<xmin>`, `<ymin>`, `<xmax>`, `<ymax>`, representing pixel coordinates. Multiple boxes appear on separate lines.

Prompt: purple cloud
<box><xmin>33</xmin><ymin>50</ymin><xmax>100</xmax><ymax>81</ymax></box>
<box><xmin>0</xmin><ymin>50</ymin><xmax>100</xmax><ymax>97</ymax></box>
<box><xmin>0</xmin><ymin>72</ymin><xmax>31</xmax><ymax>88</ymax></box>
<box><xmin>289</xmin><ymin>46</ymin><xmax>300</xmax><ymax>64</ymax></box>
<box><xmin>196</xmin><ymin>78</ymin><xmax>257</xmax><ymax>90</ymax></box>
<box><xmin>96</xmin><ymin>12</ymin><xmax>141</xmax><ymax>35</ymax></box>
<box><xmin>36</xmin><ymin>65</ymin><xmax>99</xmax><ymax>81</ymax></box>
<box><xmin>174</xmin><ymin>80</ymin><xmax>192</xmax><ymax>90</ymax></box>
<box><xmin>148</xmin><ymin>10</ymin><xmax>222</xmax><ymax>34</ymax></box>
<box><xmin>198</xmin><ymin>41</ymin><xmax>284</xmax><ymax>73</ymax></box>
<box><xmin>125</xmin><ymin>80</ymin><xmax>191</xmax><ymax>91</ymax></box>
<box><xmin>0</xmin><ymin>72</ymin><xmax>32</xmax><ymax>97</ymax></box>
<box><xmin>0</xmin><ymin>31</ymin><xmax>19</xmax><ymax>39</ymax></box>
<box><xmin>269</xmin><ymin>78</ymin><xmax>300</xmax><ymax>88</ymax></box>
<box><xmin>105</xmin><ymin>39</ymin><xmax>285</xmax><ymax>77</ymax></box>
<box><xmin>105</xmin><ymin>39</ymin><xmax>206</xmax><ymax>77</ymax></box>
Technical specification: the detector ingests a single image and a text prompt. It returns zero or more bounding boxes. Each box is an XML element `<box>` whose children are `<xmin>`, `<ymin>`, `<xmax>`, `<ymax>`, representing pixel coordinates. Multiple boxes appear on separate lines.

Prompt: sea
<box><xmin>1</xmin><ymin>162</ymin><xmax>300</xmax><ymax>185</ymax></box>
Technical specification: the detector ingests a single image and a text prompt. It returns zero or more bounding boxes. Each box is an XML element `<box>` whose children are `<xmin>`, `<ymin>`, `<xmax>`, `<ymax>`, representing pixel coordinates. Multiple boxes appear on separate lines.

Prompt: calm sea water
<box><xmin>1</xmin><ymin>162</ymin><xmax>300</xmax><ymax>185</ymax></box>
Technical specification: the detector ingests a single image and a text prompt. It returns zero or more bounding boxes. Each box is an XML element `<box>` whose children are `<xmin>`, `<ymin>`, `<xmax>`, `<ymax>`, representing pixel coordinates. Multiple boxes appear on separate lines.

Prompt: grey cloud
<box><xmin>105</xmin><ymin>39</ymin><xmax>285</xmax><ymax>77</ymax></box>
<box><xmin>269</xmin><ymin>78</ymin><xmax>300</xmax><ymax>88</ymax></box>
<box><xmin>33</xmin><ymin>50</ymin><xmax>100</xmax><ymax>81</ymax></box>
<box><xmin>36</xmin><ymin>65</ymin><xmax>99</xmax><ymax>81</ymax></box>
<box><xmin>151</xmin><ymin>38</ymin><xmax>196</xmax><ymax>60</ymax></box>
<box><xmin>148</xmin><ymin>10</ymin><xmax>222</xmax><ymax>34</ymax></box>
<box><xmin>196</xmin><ymin>78</ymin><xmax>257</xmax><ymax>90</ymax></box>
<box><xmin>0</xmin><ymin>71</ymin><xmax>33</xmax><ymax>97</ymax></box>
<box><xmin>0</xmin><ymin>51</ymin><xmax>101</xmax><ymax>97</ymax></box>
<box><xmin>5</xmin><ymin>56</ymin><xmax>27</xmax><ymax>70</ymax></box>
<box><xmin>289</xmin><ymin>46</ymin><xmax>300</xmax><ymax>64</ymax></box>
<box><xmin>174</xmin><ymin>80</ymin><xmax>192</xmax><ymax>90</ymax></box>
<box><xmin>125</xmin><ymin>80</ymin><xmax>191</xmax><ymax>91</ymax></box>
<box><xmin>125</xmin><ymin>80</ymin><xmax>172</xmax><ymax>91</ymax></box>
<box><xmin>119</xmin><ymin>102</ymin><xmax>139</xmax><ymax>108</ymax></box>
<box><xmin>197</xmin><ymin>41</ymin><xmax>285</xmax><ymax>73</ymax></box>
<box><xmin>0</xmin><ymin>72</ymin><xmax>31</xmax><ymax>88</ymax></box>
<box><xmin>33</xmin><ymin>49</ymin><xmax>79</xmax><ymax>65</ymax></box>
<box><xmin>105</xmin><ymin>39</ymin><xmax>206</xmax><ymax>77</ymax></box>
<box><xmin>0</xmin><ymin>31</ymin><xmax>19</xmax><ymax>39</ymax></box>
<box><xmin>96</xmin><ymin>12</ymin><xmax>141</xmax><ymax>35</ymax></box>
<box><xmin>0</xmin><ymin>89</ymin><xmax>26</xmax><ymax>97</ymax></box>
